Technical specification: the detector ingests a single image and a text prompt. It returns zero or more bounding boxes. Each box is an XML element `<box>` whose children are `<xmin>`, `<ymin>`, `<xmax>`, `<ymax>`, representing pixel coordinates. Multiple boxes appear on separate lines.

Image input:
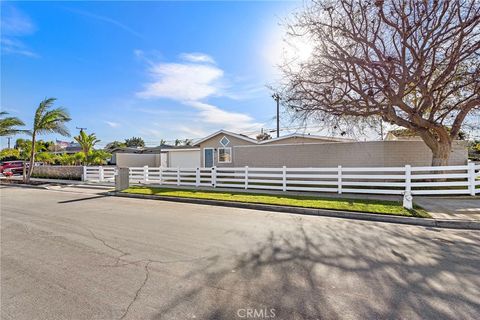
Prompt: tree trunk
<box><xmin>431</xmin><ymin>143</ymin><xmax>451</xmax><ymax>167</ymax></box>
<box><xmin>26</xmin><ymin>133</ymin><xmax>36</xmax><ymax>182</ymax></box>
<box><xmin>418</xmin><ymin>129</ymin><xmax>452</xmax><ymax>167</ymax></box>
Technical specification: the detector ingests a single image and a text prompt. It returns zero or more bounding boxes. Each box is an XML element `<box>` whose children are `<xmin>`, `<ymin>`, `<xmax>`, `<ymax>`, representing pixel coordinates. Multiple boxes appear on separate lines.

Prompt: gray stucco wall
<box><xmin>116</xmin><ymin>153</ymin><xmax>163</xmax><ymax>167</ymax></box>
<box><xmin>232</xmin><ymin>140</ymin><xmax>467</xmax><ymax>167</ymax></box>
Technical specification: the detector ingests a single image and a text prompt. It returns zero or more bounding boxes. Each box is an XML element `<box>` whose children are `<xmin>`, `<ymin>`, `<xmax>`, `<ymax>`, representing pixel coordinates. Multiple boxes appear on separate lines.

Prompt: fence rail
<box><xmin>83</xmin><ymin>163</ymin><xmax>480</xmax><ymax>196</ymax></box>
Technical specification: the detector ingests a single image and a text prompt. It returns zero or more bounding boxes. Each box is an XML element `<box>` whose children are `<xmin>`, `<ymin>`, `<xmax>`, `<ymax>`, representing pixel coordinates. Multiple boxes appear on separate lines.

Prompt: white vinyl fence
<box><xmin>84</xmin><ymin>163</ymin><xmax>480</xmax><ymax>196</ymax></box>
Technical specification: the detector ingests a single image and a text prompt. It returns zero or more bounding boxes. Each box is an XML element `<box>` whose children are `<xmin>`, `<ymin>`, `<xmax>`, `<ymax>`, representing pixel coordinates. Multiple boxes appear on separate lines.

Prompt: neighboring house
<box><xmin>111</xmin><ymin>129</ymin><xmax>468</xmax><ymax>168</ymax></box>
<box><xmin>65</xmin><ymin>143</ymin><xmax>83</xmax><ymax>153</ymax></box>
<box><xmin>50</xmin><ymin>141</ymin><xmax>82</xmax><ymax>154</ymax></box>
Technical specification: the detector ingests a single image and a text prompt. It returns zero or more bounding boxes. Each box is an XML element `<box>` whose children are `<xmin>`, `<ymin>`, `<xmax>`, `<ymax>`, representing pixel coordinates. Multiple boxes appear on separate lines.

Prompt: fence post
<box><xmin>403</xmin><ymin>165</ymin><xmax>413</xmax><ymax>209</ymax></box>
<box><xmin>244</xmin><ymin>166</ymin><xmax>249</xmax><ymax>189</ymax></box>
<box><xmin>405</xmin><ymin>165</ymin><xmax>412</xmax><ymax>194</ymax></box>
<box><xmin>99</xmin><ymin>166</ymin><xmax>104</xmax><ymax>182</ymax></box>
<box><xmin>468</xmin><ymin>162</ymin><xmax>476</xmax><ymax>196</ymax></box>
<box><xmin>143</xmin><ymin>165</ymin><xmax>149</xmax><ymax>183</ymax></box>
<box><xmin>337</xmin><ymin>165</ymin><xmax>342</xmax><ymax>194</ymax></box>
<box><xmin>82</xmin><ymin>166</ymin><xmax>87</xmax><ymax>181</ymax></box>
<box><xmin>196</xmin><ymin>167</ymin><xmax>200</xmax><ymax>187</ymax></box>
<box><xmin>159</xmin><ymin>166</ymin><xmax>163</xmax><ymax>185</ymax></box>
<box><xmin>212</xmin><ymin>166</ymin><xmax>217</xmax><ymax>187</ymax></box>
<box><xmin>282</xmin><ymin>166</ymin><xmax>287</xmax><ymax>192</ymax></box>
<box><xmin>177</xmin><ymin>167</ymin><xmax>180</xmax><ymax>186</ymax></box>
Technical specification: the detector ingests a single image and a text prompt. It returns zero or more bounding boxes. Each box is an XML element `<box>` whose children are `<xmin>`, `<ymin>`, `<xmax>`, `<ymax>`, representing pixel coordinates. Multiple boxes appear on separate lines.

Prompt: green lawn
<box><xmin>122</xmin><ymin>186</ymin><xmax>430</xmax><ymax>218</ymax></box>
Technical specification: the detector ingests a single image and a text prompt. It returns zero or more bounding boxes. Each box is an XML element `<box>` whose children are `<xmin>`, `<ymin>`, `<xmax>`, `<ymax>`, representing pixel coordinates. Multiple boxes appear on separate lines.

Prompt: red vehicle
<box><xmin>0</xmin><ymin>161</ymin><xmax>28</xmax><ymax>175</ymax></box>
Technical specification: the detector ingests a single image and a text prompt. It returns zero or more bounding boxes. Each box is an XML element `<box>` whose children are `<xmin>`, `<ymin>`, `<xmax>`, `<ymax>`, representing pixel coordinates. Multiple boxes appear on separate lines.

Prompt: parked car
<box><xmin>0</xmin><ymin>161</ymin><xmax>28</xmax><ymax>175</ymax></box>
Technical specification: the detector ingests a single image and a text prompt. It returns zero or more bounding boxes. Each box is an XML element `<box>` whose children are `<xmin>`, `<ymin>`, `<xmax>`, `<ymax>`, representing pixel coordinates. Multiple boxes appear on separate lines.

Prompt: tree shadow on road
<box><xmin>151</xmin><ymin>221</ymin><xmax>480</xmax><ymax>320</ymax></box>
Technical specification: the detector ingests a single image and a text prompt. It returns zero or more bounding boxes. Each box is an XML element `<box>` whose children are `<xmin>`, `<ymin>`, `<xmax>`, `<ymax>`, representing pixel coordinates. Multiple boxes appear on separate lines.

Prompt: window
<box><xmin>218</xmin><ymin>147</ymin><xmax>232</xmax><ymax>163</ymax></box>
<box><xmin>219</xmin><ymin>136</ymin><xmax>230</xmax><ymax>147</ymax></box>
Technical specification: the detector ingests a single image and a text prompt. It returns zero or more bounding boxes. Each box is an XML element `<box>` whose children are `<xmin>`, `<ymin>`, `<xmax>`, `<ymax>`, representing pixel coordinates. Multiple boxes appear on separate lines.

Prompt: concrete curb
<box><xmin>108</xmin><ymin>191</ymin><xmax>480</xmax><ymax>230</ymax></box>
<box><xmin>0</xmin><ymin>182</ymin><xmax>50</xmax><ymax>190</ymax></box>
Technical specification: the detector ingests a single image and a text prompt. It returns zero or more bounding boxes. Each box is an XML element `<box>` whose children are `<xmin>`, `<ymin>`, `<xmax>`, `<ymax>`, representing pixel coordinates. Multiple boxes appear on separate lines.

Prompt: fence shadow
<box><xmin>150</xmin><ymin>222</ymin><xmax>480</xmax><ymax>319</ymax></box>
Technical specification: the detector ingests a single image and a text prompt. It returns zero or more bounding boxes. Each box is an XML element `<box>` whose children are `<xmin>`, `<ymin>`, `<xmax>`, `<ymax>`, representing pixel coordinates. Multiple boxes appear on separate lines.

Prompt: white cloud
<box><xmin>137</xmin><ymin>62</ymin><xmax>224</xmax><ymax>101</ymax></box>
<box><xmin>177</xmin><ymin>125</ymin><xmax>209</xmax><ymax>138</ymax></box>
<box><xmin>133</xmin><ymin>49</ymin><xmax>144</xmax><ymax>58</ymax></box>
<box><xmin>138</xmin><ymin>128</ymin><xmax>164</xmax><ymax>140</ymax></box>
<box><xmin>1</xmin><ymin>38</ymin><xmax>38</xmax><ymax>57</ymax></box>
<box><xmin>1</xmin><ymin>5</ymin><xmax>36</xmax><ymax>35</ymax></box>
<box><xmin>1</xmin><ymin>5</ymin><xmax>38</xmax><ymax>57</ymax></box>
<box><xmin>180</xmin><ymin>53</ymin><xmax>215</xmax><ymax>64</ymax></box>
<box><xmin>135</xmin><ymin>52</ymin><xmax>264</xmax><ymax>138</ymax></box>
<box><xmin>188</xmin><ymin>101</ymin><xmax>263</xmax><ymax>132</ymax></box>
<box><xmin>104</xmin><ymin>121</ymin><xmax>120</xmax><ymax>128</ymax></box>
<box><xmin>66</xmin><ymin>8</ymin><xmax>143</xmax><ymax>39</ymax></box>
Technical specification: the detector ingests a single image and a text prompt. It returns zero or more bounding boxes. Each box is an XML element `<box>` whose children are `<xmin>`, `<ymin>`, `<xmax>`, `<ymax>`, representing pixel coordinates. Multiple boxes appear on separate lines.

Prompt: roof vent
<box><xmin>220</xmin><ymin>136</ymin><xmax>230</xmax><ymax>147</ymax></box>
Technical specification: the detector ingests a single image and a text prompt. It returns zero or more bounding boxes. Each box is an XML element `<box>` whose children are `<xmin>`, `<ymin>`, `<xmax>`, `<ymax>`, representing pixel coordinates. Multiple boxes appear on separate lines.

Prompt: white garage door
<box><xmin>169</xmin><ymin>150</ymin><xmax>201</xmax><ymax>168</ymax></box>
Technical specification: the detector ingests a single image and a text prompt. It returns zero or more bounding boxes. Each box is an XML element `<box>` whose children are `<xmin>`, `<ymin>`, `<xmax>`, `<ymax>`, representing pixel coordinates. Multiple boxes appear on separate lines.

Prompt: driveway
<box><xmin>415</xmin><ymin>196</ymin><xmax>480</xmax><ymax>220</ymax></box>
<box><xmin>1</xmin><ymin>186</ymin><xmax>479</xmax><ymax>319</ymax></box>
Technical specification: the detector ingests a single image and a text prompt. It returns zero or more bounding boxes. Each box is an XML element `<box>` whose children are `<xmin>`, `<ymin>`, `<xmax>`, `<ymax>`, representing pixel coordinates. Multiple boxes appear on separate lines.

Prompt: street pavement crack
<box><xmin>100</xmin><ymin>255</ymin><xmax>212</xmax><ymax>268</ymax></box>
<box><xmin>84</xmin><ymin>227</ymin><xmax>130</xmax><ymax>265</ymax></box>
<box><xmin>119</xmin><ymin>261</ymin><xmax>152</xmax><ymax>320</ymax></box>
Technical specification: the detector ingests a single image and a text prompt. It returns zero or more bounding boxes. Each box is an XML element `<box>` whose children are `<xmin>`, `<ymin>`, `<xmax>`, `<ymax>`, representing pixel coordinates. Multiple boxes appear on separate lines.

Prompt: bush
<box><xmin>0</xmin><ymin>148</ymin><xmax>20</xmax><ymax>161</ymax></box>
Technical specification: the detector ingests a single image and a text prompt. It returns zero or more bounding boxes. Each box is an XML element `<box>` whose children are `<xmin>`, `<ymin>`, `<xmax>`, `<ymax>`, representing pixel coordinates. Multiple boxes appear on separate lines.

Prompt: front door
<box><xmin>204</xmin><ymin>148</ymin><xmax>214</xmax><ymax>167</ymax></box>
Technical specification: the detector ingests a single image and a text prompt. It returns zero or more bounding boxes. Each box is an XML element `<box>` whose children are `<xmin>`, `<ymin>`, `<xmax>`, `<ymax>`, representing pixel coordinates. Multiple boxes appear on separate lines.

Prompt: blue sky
<box><xmin>1</xmin><ymin>0</ymin><xmax>303</xmax><ymax>147</ymax></box>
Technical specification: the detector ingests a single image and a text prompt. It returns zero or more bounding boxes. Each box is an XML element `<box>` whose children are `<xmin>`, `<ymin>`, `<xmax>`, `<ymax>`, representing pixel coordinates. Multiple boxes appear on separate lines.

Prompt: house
<box><xmin>113</xmin><ymin>129</ymin><xmax>468</xmax><ymax>168</ymax></box>
<box><xmin>192</xmin><ymin>130</ymin><xmax>356</xmax><ymax>168</ymax></box>
<box><xmin>50</xmin><ymin>141</ymin><xmax>82</xmax><ymax>154</ymax></box>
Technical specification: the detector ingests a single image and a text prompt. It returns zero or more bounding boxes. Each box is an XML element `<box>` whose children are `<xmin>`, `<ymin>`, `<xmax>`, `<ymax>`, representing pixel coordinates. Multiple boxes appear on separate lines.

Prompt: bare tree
<box><xmin>279</xmin><ymin>0</ymin><xmax>480</xmax><ymax>165</ymax></box>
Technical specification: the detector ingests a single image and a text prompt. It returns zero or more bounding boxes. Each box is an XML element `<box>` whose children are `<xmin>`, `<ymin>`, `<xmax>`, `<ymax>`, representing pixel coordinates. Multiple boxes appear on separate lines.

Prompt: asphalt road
<box><xmin>1</xmin><ymin>185</ymin><xmax>479</xmax><ymax>320</ymax></box>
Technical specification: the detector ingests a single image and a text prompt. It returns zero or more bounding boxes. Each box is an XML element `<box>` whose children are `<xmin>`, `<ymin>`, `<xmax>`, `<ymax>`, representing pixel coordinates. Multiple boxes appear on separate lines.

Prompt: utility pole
<box><xmin>7</xmin><ymin>137</ymin><xmax>11</xmax><ymax>149</ymax></box>
<box><xmin>76</xmin><ymin>126</ymin><xmax>87</xmax><ymax>133</ymax></box>
<box><xmin>272</xmin><ymin>93</ymin><xmax>280</xmax><ymax>138</ymax></box>
<box><xmin>380</xmin><ymin>118</ymin><xmax>384</xmax><ymax>140</ymax></box>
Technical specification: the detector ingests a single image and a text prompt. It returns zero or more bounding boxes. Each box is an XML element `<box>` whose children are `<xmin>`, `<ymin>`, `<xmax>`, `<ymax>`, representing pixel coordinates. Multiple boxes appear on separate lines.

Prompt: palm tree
<box><xmin>105</xmin><ymin>140</ymin><xmax>126</xmax><ymax>151</ymax></box>
<box><xmin>72</xmin><ymin>152</ymin><xmax>84</xmax><ymax>165</ymax></box>
<box><xmin>35</xmin><ymin>152</ymin><xmax>56</xmax><ymax>165</ymax></box>
<box><xmin>89</xmin><ymin>150</ymin><xmax>111</xmax><ymax>165</ymax></box>
<box><xmin>74</xmin><ymin>130</ymin><xmax>100</xmax><ymax>164</ymax></box>
<box><xmin>0</xmin><ymin>111</ymin><xmax>27</xmax><ymax>136</ymax></box>
<box><xmin>26</xmin><ymin>98</ymin><xmax>71</xmax><ymax>181</ymax></box>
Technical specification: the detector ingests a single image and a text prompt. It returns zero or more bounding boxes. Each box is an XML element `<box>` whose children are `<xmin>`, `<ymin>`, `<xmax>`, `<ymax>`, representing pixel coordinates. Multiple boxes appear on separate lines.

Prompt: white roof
<box><xmin>258</xmin><ymin>133</ymin><xmax>354</xmax><ymax>144</ymax></box>
<box><xmin>194</xmin><ymin>129</ymin><xmax>258</xmax><ymax>145</ymax></box>
<box><xmin>193</xmin><ymin>129</ymin><xmax>353</xmax><ymax>146</ymax></box>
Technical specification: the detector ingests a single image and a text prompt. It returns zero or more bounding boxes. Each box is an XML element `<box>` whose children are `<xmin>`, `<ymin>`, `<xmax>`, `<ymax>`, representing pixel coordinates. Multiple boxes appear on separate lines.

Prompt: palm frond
<box><xmin>0</xmin><ymin>112</ymin><xmax>26</xmax><ymax>136</ymax></box>
<box><xmin>34</xmin><ymin>97</ymin><xmax>57</xmax><ymax>128</ymax></box>
<box><xmin>35</xmin><ymin>106</ymin><xmax>71</xmax><ymax>136</ymax></box>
